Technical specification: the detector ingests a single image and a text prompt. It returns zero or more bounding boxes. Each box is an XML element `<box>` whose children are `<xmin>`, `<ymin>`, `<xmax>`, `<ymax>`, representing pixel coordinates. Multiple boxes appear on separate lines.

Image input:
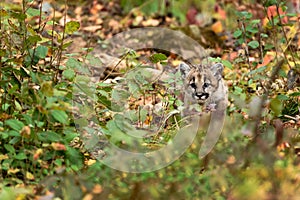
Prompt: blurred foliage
<box><xmin>0</xmin><ymin>0</ymin><xmax>300</xmax><ymax>199</ymax></box>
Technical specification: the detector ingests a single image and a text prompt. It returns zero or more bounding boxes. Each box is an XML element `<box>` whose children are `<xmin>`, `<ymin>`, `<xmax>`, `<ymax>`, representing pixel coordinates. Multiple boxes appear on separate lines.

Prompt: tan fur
<box><xmin>180</xmin><ymin>63</ymin><xmax>228</xmax><ymax>111</ymax></box>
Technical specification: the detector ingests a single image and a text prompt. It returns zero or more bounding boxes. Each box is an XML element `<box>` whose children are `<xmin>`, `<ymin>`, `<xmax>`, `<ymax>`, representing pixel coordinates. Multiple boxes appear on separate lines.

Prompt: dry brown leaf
<box><xmin>82</xmin><ymin>25</ymin><xmax>102</xmax><ymax>32</ymax></box>
<box><xmin>33</xmin><ymin>149</ymin><xmax>43</xmax><ymax>160</ymax></box>
<box><xmin>92</xmin><ymin>184</ymin><xmax>103</xmax><ymax>194</ymax></box>
<box><xmin>83</xmin><ymin>194</ymin><xmax>93</xmax><ymax>200</ymax></box>
<box><xmin>226</xmin><ymin>155</ymin><xmax>236</xmax><ymax>164</ymax></box>
<box><xmin>20</xmin><ymin>126</ymin><xmax>31</xmax><ymax>138</ymax></box>
<box><xmin>142</xmin><ymin>19</ymin><xmax>160</xmax><ymax>27</ymax></box>
<box><xmin>108</xmin><ymin>19</ymin><xmax>122</xmax><ymax>31</ymax></box>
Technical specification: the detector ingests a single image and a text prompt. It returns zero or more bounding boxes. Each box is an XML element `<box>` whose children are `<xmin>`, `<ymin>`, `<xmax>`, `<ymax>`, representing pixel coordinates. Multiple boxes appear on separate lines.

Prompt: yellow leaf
<box><xmin>16</xmin><ymin>194</ymin><xmax>26</xmax><ymax>200</ymax></box>
<box><xmin>8</xmin><ymin>168</ymin><xmax>20</xmax><ymax>174</ymax></box>
<box><xmin>281</xmin><ymin>22</ymin><xmax>298</xmax><ymax>53</ymax></box>
<box><xmin>26</xmin><ymin>172</ymin><xmax>35</xmax><ymax>180</ymax></box>
<box><xmin>87</xmin><ymin>159</ymin><xmax>96</xmax><ymax>166</ymax></box>
<box><xmin>0</xmin><ymin>154</ymin><xmax>9</xmax><ymax>160</ymax></box>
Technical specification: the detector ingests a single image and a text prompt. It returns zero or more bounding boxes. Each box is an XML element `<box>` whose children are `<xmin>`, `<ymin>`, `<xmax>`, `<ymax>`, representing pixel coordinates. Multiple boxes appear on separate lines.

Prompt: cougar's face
<box><xmin>179</xmin><ymin>62</ymin><xmax>224</xmax><ymax>104</ymax></box>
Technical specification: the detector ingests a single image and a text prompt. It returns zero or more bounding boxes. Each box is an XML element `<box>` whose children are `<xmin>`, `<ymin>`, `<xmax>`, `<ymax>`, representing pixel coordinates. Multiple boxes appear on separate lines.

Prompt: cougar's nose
<box><xmin>196</xmin><ymin>93</ymin><xmax>209</xmax><ymax>100</ymax></box>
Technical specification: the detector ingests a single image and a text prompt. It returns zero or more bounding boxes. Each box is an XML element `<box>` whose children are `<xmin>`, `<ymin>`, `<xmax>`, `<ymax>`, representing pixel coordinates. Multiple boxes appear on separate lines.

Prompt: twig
<box><xmin>239</xmin><ymin>20</ymin><xmax>251</xmax><ymax>68</ymax></box>
<box><xmin>276</xmin><ymin>4</ymin><xmax>297</xmax><ymax>68</ymax></box>
<box><xmin>49</xmin><ymin>9</ymin><xmax>55</xmax><ymax>65</ymax></box>
<box><xmin>253</xmin><ymin>59</ymin><xmax>284</xmax><ymax>140</ymax></box>
<box><xmin>102</xmin><ymin>51</ymin><xmax>130</xmax><ymax>81</ymax></box>
<box><xmin>257</xmin><ymin>24</ymin><xmax>264</xmax><ymax>63</ymax></box>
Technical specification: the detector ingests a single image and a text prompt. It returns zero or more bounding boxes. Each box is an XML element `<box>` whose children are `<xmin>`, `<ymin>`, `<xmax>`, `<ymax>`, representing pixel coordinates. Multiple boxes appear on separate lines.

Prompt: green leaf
<box><xmin>0</xmin><ymin>49</ymin><xmax>6</xmax><ymax>56</ymax></box>
<box><xmin>233</xmin><ymin>86</ymin><xmax>243</xmax><ymax>94</ymax></box>
<box><xmin>51</xmin><ymin>110</ymin><xmax>69</xmax><ymax>124</ymax></box>
<box><xmin>270</xmin><ymin>98</ymin><xmax>282</xmax><ymax>116</ymax></box>
<box><xmin>106</xmin><ymin>119</ymin><xmax>133</xmax><ymax>145</ymax></box>
<box><xmin>98</xmin><ymin>89</ymin><xmax>109</xmax><ymax>98</ymax></box>
<box><xmin>65</xmin><ymin>21</ymin><xmax>80</xmax><ymax>35</ymax></box>
<box><xmin>265</xmin><ymin>0</ymin><xmax>277</xmax><ymax>7</ymax></box>
<box><xmin>0</xmin><ymin>9</ymin><xmax>8</xmax><ymax>17</ymax></box>
<box><xmin>14</xmin><ymin>100</ymin><xmax>22</xmax><ymax>111</ymax></box>
<box><xmin>150</xmin><ymin>53</ymin><xmax>167</xmax><ymax>63</ymax></box>
<box><xmin>36</xmin><ymin>45</ymin><xmax>48</xmax><ymax>59</ymax></box>
<box><xmin>112</xmin><ymin>89</ymin><xmax>130</xmax><ymax>102</ymax></box>
<box><xmin>233</xmin><ymin>29</ymin><xmax>242</xmax><ymax>38</ymax></box>
<box><xmin>5</xmin><ymin>119</ymin><xmax>24</xmax><ymax>131</ymax></box>
<box><xmin>10</xmin><ymin>11</ymin><xmax>26</xmax><ymax>21</ymax></box>
<box><xmin>86</xmin><ymin>54</ymin><xmax>102</xmax><ymax>66</ymax></box>
<box><xmin>26</xmin><ymin>8</ymin><xmax>40</xmax><ymax>17</ymax></box>
<box><xmin>4</xmin><ymin>144</ymin><xmax>15</xmax><ymax>153</ymax></box>
<box><xmin>65</xmin><ymin>147</ymin><xmax>83</xmax><ymax>169</ymax></box>
<box><xmin>289</xmin><ymin>92</ymin><xmax>300</xmax><ymax>97</ymax></box>
<box><xmin>38</xmin><ymin>131</ymin><xmax>62</xmax><ymax>142</ymax></box>
<box><xmin>221</xmin><ymin>60</ymin><xmax>233</xmax><ymax>69</ymax></box>
<box><xmin>250</xmin><ymin>19</ymin><xmax>261</xmax><ymax>25</ymax></box>
<box><xmin>26</xmin><ymin>35</ymin><xmax>42</xmax><ymax>46</ymax></box>
<box><xmin>1</xmin><ymin>132</ymin><xmax>9</xmax><ymax>139</ymax></box>
<box><xmin>14</xmin><ymin>152</ymin><xmax>27</xmax><ymax>160</ymax></box>
<box><xmin>66</xmin><ymin>58</ymin><xmax>83</xmax><ymax>70</ymax></box>
<box><xmin>62</xmin><ymin>69</ymin><xmax>76</xmax><ymax>80</ymax></box>
<box><xmin>264</xmin><ymin>43</ymin><xmax>274</xmax><ymax>50</ymax></box>
<box><xmin>246</xmin><ymin>26</ymin><xmax>258</xmax><ymax>34</ymax></box>
<box><xmin>9</xmin><ymin>130</ymin><xmax>21</xmax><ymax>137</ymax></box>
<box><xmin>236</xmin><ymin>11</ymin><xmax>252</xmax><ymax>19</ymax></box>
<box><xmin>277</xmin><ymin>95</ymin><xmax>289</xmax><ymax>101</ymax></box>
<box><xmin>41</xmin><ymin>81</ymin><xmax>53</xmax><ymax>97</ymax></box>
<box><xmin>248</xmin><ymin>66</ymin><xmax>267</xmax><ymax>75</ymax></box>
<box><xmin>128</xmin><ymin>80</ymin><xmax>140</xmax><ymax>95</ymax></box>
<box><xmin>248</xmin><ymin>40</ymin><xmax>259</xmax><ymax>49</ymax></box>
<box><xmin>260</xmin><ymin>33</ymin><xmax>268</xmax><ymax>38</ymax></box>
<box><xmin>64</xmin><ymin>130</ymin><xmax>79</xmax><ymax>143</ymax></box>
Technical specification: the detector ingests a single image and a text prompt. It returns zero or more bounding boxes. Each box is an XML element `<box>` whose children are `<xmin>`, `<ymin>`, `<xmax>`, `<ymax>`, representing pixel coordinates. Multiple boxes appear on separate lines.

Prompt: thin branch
<box><xmin>276</xmin><ymin>4</ymin><xmax>297</xmax><ymax>68</ymax></box>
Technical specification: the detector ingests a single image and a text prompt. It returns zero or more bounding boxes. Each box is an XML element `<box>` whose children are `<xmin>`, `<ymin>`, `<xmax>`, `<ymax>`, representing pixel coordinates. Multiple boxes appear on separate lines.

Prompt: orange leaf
<box><xmin>51</xmin><ymin>143</ymin><xmax>66</xmax><ymax>151</ymax></box>
<box><xmin>257</xmin><ymin>53</ymin><xmax>274</xmax><ymax>68</ymax></box>
<box><xmin>211</xmin><ymin>21</ymin><xmax>223</xmax><ymax>34</ymax></box>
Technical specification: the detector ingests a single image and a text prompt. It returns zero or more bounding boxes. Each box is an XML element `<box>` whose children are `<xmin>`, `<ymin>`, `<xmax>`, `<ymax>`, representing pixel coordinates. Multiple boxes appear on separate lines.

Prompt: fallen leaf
<box><xmin>92</xmin><ymin>184</ymin><xmax>103</xmax><ymax>194</ymax></box>
<box><xmin>215</xmin><ymin>4</ymin><xmax>226</xmax><ymax>20</ymax></box>
<box><xmin>83</xmin><ymin>194</ymin><xmax>93</xmax><ymax>200</ymax></box>
<box><xmin>82</xmin><ymin>25</ymin><xmax>102</xmax><ymax>32</ymax></box>
<box><xmin>257</xmin><ymin>53</ymin><xmax>274</xmax><ymax>68</ymax></box>
<box><xmin>51</xmin><ymin>143</ymin><xmax>66</xmax><ymax>151</ymax></box>
<box><xmin>86</xmin><ymin>159</ymin><xmax>96</xmax><ymax>166</ymax></box>
<box><xmin>33</xmin><ymin>149</ymin><xmax>43</xmax><ymax>160</ymax></box>
<box><xmin>226</xmin><ymin>155</ymin><xmax>236</xmax><ymax>164</ymax></box>
<box><xmin>211</xmin><ymin>21</ymin><xmax>223</xmax><ymax>34</ymax></box>
<box><xmin>26</xmin><ymin>172</ymin><xmax>35</xmax><ymax>180</ymax></box>
<box><xmin>20</xmin><ymin>126</ymin><xmax>31</xmax><ymax>138</ymax></box>
<box><xmin>8</xmin><ymin>168</ymin><xmax>20</xmax><ymax>174</ymax></box>
<box><xmin>142</xmin><ymin>19</ymin><xmax>160</xmax><ymax>27</ymax></box>
<box><xmin>108</xmin><ymin>19</ymin><xmax>122</xmax><ymax>32</ymax></box>
<box><xmin>0</xmin><ymin>154</ymin><xmax>9</xmax><ymax>160</ymax></box>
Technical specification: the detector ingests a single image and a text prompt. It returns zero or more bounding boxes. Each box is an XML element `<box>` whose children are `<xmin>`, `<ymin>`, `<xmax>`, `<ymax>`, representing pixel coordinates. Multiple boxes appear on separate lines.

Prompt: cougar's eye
<box><xmin>189</xmin><ymin>77</ymin><xmax>196</xmax><ymax>89</ymax></box>
<box><xmin>190</xmin><ymin>82</ymin><xmax>196</xmax><ymax>89</ymax></box>
<box><xmin>203</xmin><ymin>83</ymin><xmax>210</xmax><ymax>88</ymax></box>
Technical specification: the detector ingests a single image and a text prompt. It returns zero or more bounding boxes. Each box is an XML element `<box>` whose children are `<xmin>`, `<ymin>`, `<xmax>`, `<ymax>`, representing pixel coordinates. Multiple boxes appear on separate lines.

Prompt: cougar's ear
<box><xmin>211</xmin><ymin>63</ymin><xmax>224</xmax><ymax>80</ymax></box>
<box><xmin>179</xmin><ymin>62</ymin><xmax>191</xmax><ymax>78</ymax></box>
